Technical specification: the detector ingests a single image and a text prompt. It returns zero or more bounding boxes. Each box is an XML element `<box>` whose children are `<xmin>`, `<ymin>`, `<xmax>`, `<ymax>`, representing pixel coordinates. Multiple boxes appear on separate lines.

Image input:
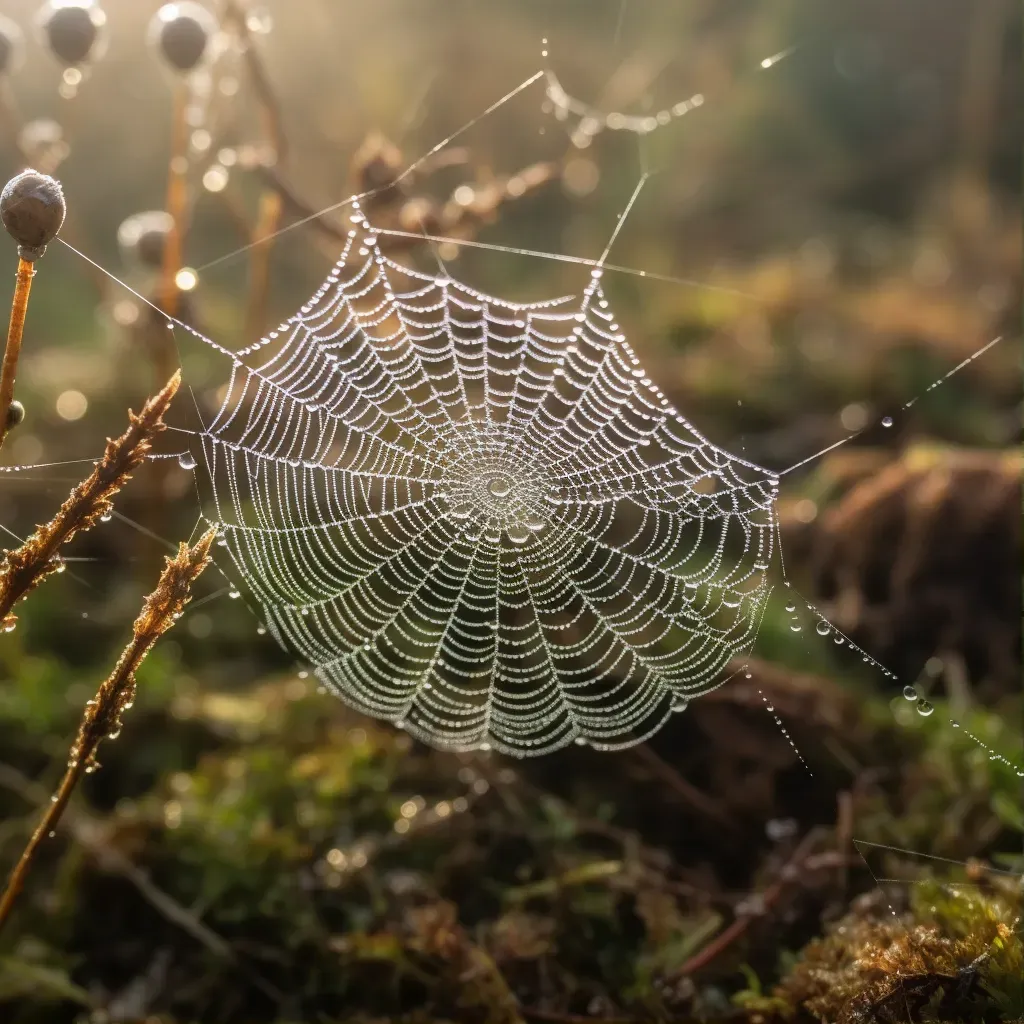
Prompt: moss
<box><xmin>751</xmin><ymin>872</ymin><xmax>1023</xmax><ymax>1023</ymax></box>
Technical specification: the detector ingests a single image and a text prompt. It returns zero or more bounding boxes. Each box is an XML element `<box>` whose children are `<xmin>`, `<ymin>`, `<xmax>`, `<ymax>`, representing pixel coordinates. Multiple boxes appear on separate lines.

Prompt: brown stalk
<box><xmin>631</xmin><ymin>743</ymin><xmax>741</xmax><ymax>834</ymax></box>
<box><xmin>223</xmin><ymin>0</ymin><xmax>288</xmax><ymax>166</ymax></box>
<box><xmin>0</xmin><ymin>255</ymin><xmax>33</xmax><ymax>449</ymax></box>
<box><xmin>158</xmin><ymin>82</ymin><xmax>189</xmax><ymax>331</ymax></box>
<box><xmin>243</xmin><ymin>188</ymin><xmax>282</xmax><ymax>342</ymax></box>
<box><xmin>0</xmin><ymin>371</ymin><xmax>180</xmax><ymax>627</ymax></box>
<box><xmin>0</xmin><ymin>525</ymin><xmax>216</xmax><ymax>933</ymax></box>
<box><xmin>672</xmin><ymin>829</ymin><xmax>826</xmax><ymax>978</ymax></box>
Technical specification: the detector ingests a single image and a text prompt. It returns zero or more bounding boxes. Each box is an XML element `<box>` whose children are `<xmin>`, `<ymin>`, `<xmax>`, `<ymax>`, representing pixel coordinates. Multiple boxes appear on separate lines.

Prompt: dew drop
<box><xmin>228</xmin><ymin>589</ymin><xmax>240</xmax><ymax>599</ymax></box>
<box><xmin>488</xmin><ymin>477</ymin><xmax>512</xmax><ymax>499</ymax></box>
<box><xmin>507</xmin><ymin>525</ymin><xmax>530</xmax><ymax>545</ymax></box>
<box><xmin>915</xmin><ymin>698</ymin><xmax>934</xmax><ymax>717</ymax></box>
<box><xmin>789</xmin><ymin>623</ymin><xmax>802</xmax><ymax>632</ymax></box>
<box><xmin>815</xmin><ymin>620</ymin><xmax>830</xmax><ymax>636</ymax></box>
<box><xmin>784</xmin><ymin>602</ymin><xmax>796</xmax><ymax>613</ymax></box>
<box><xmin>881</xmin><ymin>416</ymin><xmax>893</xmax><ymax>428</ymax></box>
<box><xmin>902</xmin><ymin>685</ymin><xmax>917</xmax><ymax>700</ymax></box>
<box><xmin>178</xmin><ymin>452</ymin><xmax>197</xmax><ymax>471</ymax></box>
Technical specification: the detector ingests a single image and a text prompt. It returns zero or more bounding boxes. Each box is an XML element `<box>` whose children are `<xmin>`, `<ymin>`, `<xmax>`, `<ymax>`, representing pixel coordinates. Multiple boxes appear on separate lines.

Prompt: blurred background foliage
<box><xmin>0</xmin><ymin>0</ymin><xmax>1019</xmax><ymax>1021</ymax></box>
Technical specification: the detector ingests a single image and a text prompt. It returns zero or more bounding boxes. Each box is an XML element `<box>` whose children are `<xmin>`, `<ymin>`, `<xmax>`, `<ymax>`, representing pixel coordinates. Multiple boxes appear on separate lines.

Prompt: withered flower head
<box><xmin>37</xmin><ymin>0</ymin><xmax>107</xmax><ymax>67</ymax></box>
<box><xmin>1</xmin><ymin>168</ymin><xmax>66</xmax><ymax>260</ymax></box>
<box><xmin>150</xmin><ymin>2</ymin><xmax>217</xmax><ymax>73</ymax></box>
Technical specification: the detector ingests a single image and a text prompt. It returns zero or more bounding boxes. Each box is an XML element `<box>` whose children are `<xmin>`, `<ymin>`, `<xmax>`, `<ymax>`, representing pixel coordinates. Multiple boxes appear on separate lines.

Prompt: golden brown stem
<box><xmin>0</xmin><ymin>525</ymin><xmax>216</xmax><ymax>934</ymax></box>
<box><xmin>0</xmin><ymin>371</ymin><xmax>180</xmax><ymax>626</ymax></box>
<box><xmin>243</xmin><ymin>189</ymin><xmax>282</xmax><ymax>342</ymax></box>
<box><xmin>158</xmin><ymin>83</ymin><xmax>189</xmax><ymax>329</ymax></box>
<box><xmin>0</xmin><ymin>257</ymin><xmax>35</xmax><ymax>450</ymax></box>
<box><xmin>0</xmin><ymin>749</ymin><xmax>88</xmax><ymax>932</ymax></box>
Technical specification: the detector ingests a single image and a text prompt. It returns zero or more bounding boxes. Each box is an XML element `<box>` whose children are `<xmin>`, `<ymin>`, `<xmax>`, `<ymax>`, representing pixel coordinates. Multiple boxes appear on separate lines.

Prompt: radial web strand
<box><xmin>195</xmin><ymin>202</ymin><xmax>777</xmax><ymax>756</ymax></box>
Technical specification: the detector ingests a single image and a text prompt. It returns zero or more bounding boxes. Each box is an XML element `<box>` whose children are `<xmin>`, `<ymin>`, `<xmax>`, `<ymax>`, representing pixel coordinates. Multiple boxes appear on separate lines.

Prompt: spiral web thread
<box><xmin>198</xmin><ymin>201</ymin><xmax>778</xmax><ymax>756</ymax></box>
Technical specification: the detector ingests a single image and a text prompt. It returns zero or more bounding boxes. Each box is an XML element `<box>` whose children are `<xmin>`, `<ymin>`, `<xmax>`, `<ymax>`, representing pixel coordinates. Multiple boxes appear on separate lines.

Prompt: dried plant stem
<box><xmin>158</xmin><ymin>83</ymin><xmax>189</xmax><ymax>329</ymax></box>
<box><xmin>0</xmin><ymin>256</ymin><xmax>34</xmax><ymax>449</ymax></box>
<box><xmin>243</xmin><ymin>189</ymin><xmax>282</xmax><ymax>342</ymax></box>
<box><xmin>0</xmin><ymin>371</ymin><xmax>180</xmax><ymax>626</ymax></box>
<box><xmin>0</xmin><ymin>743</ymin><xmax>87</xmax><ymax>933</ymax></box>
<box><xmin>0</xmin><ymin>526</ymin><xmax>216</xmax><ymax>933</ymax></box>
<box><xmin>673</xmin><ymin>829</ymin><xmax>824</xmax><ymax>978</ymax></box>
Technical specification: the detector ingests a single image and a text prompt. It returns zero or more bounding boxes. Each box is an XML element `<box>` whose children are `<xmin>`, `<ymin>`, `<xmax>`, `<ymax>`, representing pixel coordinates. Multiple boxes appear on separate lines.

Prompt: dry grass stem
<box><xmin>158</xmin><ymin>84</ymin><xmax>189</xmax><ymax>328</ymax></box>
<box><xmin>0</xmin><ymin>255</ymin><xmax>34</xmax><ymax>449</ymax></box>
<box><xmin>0</xmin><ymin>370</ymin><xmax>180</xmax><ymax>627</ymax></box>
<box><xmin>244</xmin><ymin>188</ymin><xmax>283</xmax><ymax>342</ymax></box>
<box><xmin>0</xmin><ymin>525</ymin><xmax>217</xmax><ymax>933</ymax></box>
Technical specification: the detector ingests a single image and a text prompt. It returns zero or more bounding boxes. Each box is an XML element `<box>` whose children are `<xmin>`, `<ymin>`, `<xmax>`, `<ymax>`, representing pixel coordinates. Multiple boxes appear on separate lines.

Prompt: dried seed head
<box><xmin>1</xmin><ymin>169</ymin><xmax>66</xmax><ymax>260</ymax></box>
<box><xmin>37</xmin><ymin>0</ymin><xmax>107</xmax><ymax>67</ymax></box>
<box><xmin>5</xmin><ymin>400</ymin><xmax>25</xmax><ymax>430</ymax></box>
<box><xmin>0</xmin><ymin>15</ymin><xmax>25</xmax><ymax>76</ymax></box>
<box><xmin>150</xmin><ymin>3</ymin><xmax>217</xmax><ymax>74</ymax></box>
<box><xmin>117</xmin><ymin>210</ymin><xmax>173</xmax><ymax>269</ymax></box>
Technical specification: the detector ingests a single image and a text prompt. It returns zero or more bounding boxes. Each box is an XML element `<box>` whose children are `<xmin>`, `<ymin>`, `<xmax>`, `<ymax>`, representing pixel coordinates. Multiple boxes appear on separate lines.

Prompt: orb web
<box><xmin>199</xmin><ymin>203</ymin><xmax>777</xmax><ymax>756</ymax></box>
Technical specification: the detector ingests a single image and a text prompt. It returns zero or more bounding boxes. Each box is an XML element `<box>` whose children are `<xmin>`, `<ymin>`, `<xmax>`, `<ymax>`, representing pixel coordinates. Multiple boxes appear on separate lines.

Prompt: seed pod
<box><xmin>0</xmin><ymin>169</ymin><xmax>66</xmax><ymax>260</ymax></box>
<box><xmin>5</xmin><ymin>399</ymin><xmax>25</xmax><ymax>430</ymax></box>
<box><xmin>117</xmin><ymin>211</ymin><xmax>173</xmax><ymax>270</ymax></box>
<box><xmin>37</xmin><ymin>0</ymin><xmax>107</xmax><ymax>67</ymax></box>
<box><xmin>0</xmin><ymin>15</ymin><xmax>25</xmax><ymax>76</ymax></box>
<box><xmin>150</xmin><ymin>3</ymin><xmax>217</xmax><ymax>74</ymax></box>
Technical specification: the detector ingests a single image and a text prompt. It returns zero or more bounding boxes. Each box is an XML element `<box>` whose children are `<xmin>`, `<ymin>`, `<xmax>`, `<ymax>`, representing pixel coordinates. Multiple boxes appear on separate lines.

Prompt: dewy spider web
<box><xmin>160</xmin><ymin>46</ymin><xmax>798</xmax><ymax>757</ymax></box>
<box><xmin>199</xmin><ymin>217</ymin><xmax>776</xmax><ymax>756</ymax></box>
<box><xmin>46</xmin><ymin>49</ymin><xmax>1015</xmax><ymax>772</ymax></box>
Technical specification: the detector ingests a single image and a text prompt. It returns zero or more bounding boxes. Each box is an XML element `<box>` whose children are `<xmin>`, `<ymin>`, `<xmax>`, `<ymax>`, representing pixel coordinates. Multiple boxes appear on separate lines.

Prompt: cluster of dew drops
<box><xmin>780</xmin><ymin>586</ymin><xmax>1023</xmax><ymax>777</ymax></box>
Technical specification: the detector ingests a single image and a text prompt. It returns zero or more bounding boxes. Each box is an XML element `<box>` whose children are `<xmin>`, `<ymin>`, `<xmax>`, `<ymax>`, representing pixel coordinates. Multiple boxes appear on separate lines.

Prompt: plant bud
<box><xmin>1</xmin><ymin>169</ymin><xmax>66</xmax><ymax>260</ymax></box>
<box><xmin>150</xmin><ymin>3</ymin><xmax>217</xmax><ymax>74</ymax></box>
<box><xmin>37</xmin><ymin>0</ymin><xmax>106</xmax><ymax>67</ymax></box>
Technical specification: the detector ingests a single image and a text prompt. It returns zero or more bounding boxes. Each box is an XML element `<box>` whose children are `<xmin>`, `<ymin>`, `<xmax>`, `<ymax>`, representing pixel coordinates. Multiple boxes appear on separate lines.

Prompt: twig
<box><xmin>223</xmin><ymin>0</ymin><xmax>288</xmax><ymax>166</ymax></box>
<box><xmin>672</xmin><ymin>829</ymin><xmax>825</xmax><ymax>978</ymax></box>
<box><xmin>0</xmin><ymin>761</ymin><xmax>232</xmax><ymax>958</ymax></box>
<box><xmin>0</xmin><ymin>255</ymin><xmax>32</xmax><ymax>448</ymax></box>
<box><xmin>158</xmin><ymin>82</ymin><xmax>189</xmax><ymax>329</ymax></box>
<box><xmin>631</xmin><ymin>743</ymin><xmax>741</xmax><ymax>833</ymax></box>
<box><xmin>0</xmin><ymin>371</ymin><xmax>180</xmax><ymax>627</ymax></box>
<box><xmin>243</xmin><ymin>188</ymin><xmax>282</xmax><ymax>342</ymax></box>
<box><xmin>0</xmin><ymin>526</ymin><xmax>216</xmax><ymax>932</ymax></box>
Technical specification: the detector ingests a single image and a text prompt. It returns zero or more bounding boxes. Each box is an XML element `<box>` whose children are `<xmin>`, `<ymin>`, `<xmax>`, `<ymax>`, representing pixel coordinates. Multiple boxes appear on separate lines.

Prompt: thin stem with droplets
<box><xmin>0</xmin><ymin>526</ymin><xmax>216</xmax><ymax>934</ymax></box>
<box><xmin>0</xmin><ymin>256</ymin><xmax>34</xmax><ymax>450</ymax></box>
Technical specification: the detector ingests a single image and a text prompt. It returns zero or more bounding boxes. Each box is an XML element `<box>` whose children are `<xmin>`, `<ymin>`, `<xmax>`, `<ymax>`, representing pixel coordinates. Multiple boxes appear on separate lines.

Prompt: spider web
<box><xmin>196</xmin><ymin>211</ymin><xmax>777</xmax><ymax>756</ymax></box>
